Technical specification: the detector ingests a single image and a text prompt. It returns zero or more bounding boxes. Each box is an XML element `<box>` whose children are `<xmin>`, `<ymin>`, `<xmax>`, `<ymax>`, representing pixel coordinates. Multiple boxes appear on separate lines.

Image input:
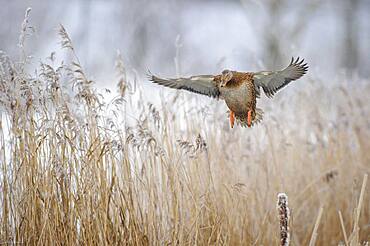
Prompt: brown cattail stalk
<box><xmin>277</xmin><ymin>193</ymin><xmax>290</xmax><ymax>246</ymax></box>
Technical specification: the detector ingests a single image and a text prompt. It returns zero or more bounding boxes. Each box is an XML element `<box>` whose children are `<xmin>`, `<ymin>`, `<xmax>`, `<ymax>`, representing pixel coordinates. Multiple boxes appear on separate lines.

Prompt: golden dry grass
<box><xmin>0</xmin><ymin>15</ymin><xmax>369</xmax><ymax>245</ymax></box>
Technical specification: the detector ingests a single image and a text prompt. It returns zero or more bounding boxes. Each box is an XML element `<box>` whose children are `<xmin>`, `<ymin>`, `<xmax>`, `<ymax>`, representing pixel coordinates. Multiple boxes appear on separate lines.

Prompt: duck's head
<box><xmin>220</xmin><ymin>69</ymin><xmax>233</xmax><ymax>87</ymax></box>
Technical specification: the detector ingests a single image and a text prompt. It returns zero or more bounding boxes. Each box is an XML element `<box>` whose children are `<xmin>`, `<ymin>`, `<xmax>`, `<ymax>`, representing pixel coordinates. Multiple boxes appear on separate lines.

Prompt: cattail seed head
<box><xmin>277</xmin><ymin>193</ymin><xmax>290</xmax><ymax>246</ymax></box>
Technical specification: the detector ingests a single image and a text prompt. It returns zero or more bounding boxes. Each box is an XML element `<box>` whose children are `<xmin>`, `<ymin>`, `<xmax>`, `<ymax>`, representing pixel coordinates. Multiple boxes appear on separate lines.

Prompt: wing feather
<box><xmin>148</xmin><ymin>72</ymin><xmax>220</xmax><ymax>98</ymax></box>
<box><xmin>254</xmin><ymin>57</ymin><xmax>308</xmax><ymax>98</ymax></box>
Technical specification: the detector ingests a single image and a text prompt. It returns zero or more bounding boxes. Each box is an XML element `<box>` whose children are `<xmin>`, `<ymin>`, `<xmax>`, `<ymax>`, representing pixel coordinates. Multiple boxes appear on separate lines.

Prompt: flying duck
<box><xmin>149</xmin><ymin>57</ymin><xmax>308</xmax><ymax>128</ymax></box>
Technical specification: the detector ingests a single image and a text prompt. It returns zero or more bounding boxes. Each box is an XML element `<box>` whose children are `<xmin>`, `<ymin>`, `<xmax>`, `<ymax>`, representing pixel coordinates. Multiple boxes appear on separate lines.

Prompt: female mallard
<box><xmin>149</xmin><ymin>57</ymin><xmax>308</xmax><ymax>128</ymax></box>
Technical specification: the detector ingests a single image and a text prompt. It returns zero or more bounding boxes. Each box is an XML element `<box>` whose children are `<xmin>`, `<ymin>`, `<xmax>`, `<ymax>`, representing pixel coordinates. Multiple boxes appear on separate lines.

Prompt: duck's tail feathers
<box><xmin>235</xmin><ymin>108</ymin><xmax>264</xmax><ymax>127</ymax></box>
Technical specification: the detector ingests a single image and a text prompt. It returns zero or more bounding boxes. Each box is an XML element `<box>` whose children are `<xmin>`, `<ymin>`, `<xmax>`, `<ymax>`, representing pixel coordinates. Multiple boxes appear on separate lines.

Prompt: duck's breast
<box><xmin>220</xmin><ymin>82</ymin><xmax>254</xmax><ymax>115</ymax></box>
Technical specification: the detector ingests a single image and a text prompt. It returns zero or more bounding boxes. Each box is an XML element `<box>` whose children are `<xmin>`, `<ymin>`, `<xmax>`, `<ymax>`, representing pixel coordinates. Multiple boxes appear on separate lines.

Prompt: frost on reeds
<box><xmin>277</xmin><ymin>193</ymin><xmax>290</xmax><ymax>246</ymax></box>
<box><xmin>0</xmin><ymin>9</ymin><xmax>369</xmax><ymax>245</ymax></box>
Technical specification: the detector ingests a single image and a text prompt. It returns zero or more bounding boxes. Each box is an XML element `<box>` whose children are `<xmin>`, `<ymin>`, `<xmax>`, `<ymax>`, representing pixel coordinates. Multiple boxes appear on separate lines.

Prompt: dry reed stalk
<box><xmin>309</xmin><ymin>207</ymin><xmax>324</xmax><ymax>246</ymax></box>
<box><xmin>349</xmin><ymin>174</ymin><xmax>368</xmax><ymax>246</ymax></box>
<box><xmin>277</xmin><ymin>193</ymin><xmax>290</xmax><ymax>246</ymax></box>
<box><xmin>338</xmin><ymin>210</ymin><xmax>349</xmax><ymax>246</ymax></box>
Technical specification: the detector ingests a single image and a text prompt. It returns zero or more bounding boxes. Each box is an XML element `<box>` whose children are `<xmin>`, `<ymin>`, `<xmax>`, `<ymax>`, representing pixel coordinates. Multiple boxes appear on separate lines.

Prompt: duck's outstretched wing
<box><xmin>148</xmin><ymin>72</ymin><xmax>220</xmax><ymax>98</ymax></box>
<box><xmin>253</xmin><ymin>57</ymin><xmax>308</xmax><ymax>98</ymax></box>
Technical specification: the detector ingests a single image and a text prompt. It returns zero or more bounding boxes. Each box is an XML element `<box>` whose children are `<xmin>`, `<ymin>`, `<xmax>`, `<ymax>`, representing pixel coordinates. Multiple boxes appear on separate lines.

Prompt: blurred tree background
<box><xmin>1</xmin><ymin>0</ymin><xmax>369</xmax><ymax>82</ymax></box>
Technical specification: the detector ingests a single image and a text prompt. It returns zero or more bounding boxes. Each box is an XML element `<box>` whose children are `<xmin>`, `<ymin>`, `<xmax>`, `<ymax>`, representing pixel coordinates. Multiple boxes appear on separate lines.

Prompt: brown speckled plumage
<box><xmin>149</xmin><ymin>57</ymin><xmax>308</xmax><ymax>128</ymax></box>
<box><xmin>215</xmin><ymin>72</ymin><xmax>258</xmax><ymax>126</ymax></box>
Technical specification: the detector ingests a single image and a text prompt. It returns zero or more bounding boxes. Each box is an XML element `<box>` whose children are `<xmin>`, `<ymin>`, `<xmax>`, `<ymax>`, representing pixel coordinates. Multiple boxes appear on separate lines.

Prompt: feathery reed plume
<box><xmin>18</xmin><ymin>8</ymin><xmax>32</xmax><ymax>49</ymax></box>
<box><xmin>58</xmin><ymin>24</ymin><xmax>75</xmax><ymax>51</ymax></box>
<box><xmin>177</xmin><ymin>133</ymin><xmax>207</xmax><ymax>158</ymax></box>
<box><xmin>115</xmin><ymin>51</ymin><xmax>127</xmax><ymax>97</ymax></box>
<box><xmin>277</xmin><ymin>193</ymin><xmax>290</xmax><ymax>246</ymax></box>
<box><xmin>18</xmin><ymin>7</ymin><xmax>34</xmax><ymax>67</ymax></box>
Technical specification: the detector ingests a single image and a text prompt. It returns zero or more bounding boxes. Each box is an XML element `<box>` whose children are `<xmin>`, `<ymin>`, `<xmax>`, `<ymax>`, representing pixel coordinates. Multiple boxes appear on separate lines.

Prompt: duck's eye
<box><xmin>222</xmin><ymin>69</ymin><xmax>230</xmax><ymax>74</ymax></box>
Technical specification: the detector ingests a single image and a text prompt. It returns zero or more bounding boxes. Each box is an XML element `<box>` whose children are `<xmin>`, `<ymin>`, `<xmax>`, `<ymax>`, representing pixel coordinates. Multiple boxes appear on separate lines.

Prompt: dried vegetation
<box><xmin>0</xmin><ymin>10</ymin><xmax>369</xmax><ymax>245</ymax></box>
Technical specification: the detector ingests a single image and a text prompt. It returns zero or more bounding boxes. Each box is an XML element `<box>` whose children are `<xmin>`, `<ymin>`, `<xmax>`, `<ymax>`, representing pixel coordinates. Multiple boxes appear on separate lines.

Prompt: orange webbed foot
<box><xmin>247</xmin><ymin>110</ymin><xmax>252</xmax><ymax>127</ymax></box>
<box><xmin>230</xmin><ymin>111</ymin><xmax>235</xmax><ymax>128</ymax></box>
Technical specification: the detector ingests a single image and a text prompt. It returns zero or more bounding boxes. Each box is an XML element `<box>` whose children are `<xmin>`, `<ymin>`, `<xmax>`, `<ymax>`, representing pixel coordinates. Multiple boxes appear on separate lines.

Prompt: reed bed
<box><xmin>0</xmin><ymin>12</ymin><xmax>369</xmax><ymax>245</ymax></box>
